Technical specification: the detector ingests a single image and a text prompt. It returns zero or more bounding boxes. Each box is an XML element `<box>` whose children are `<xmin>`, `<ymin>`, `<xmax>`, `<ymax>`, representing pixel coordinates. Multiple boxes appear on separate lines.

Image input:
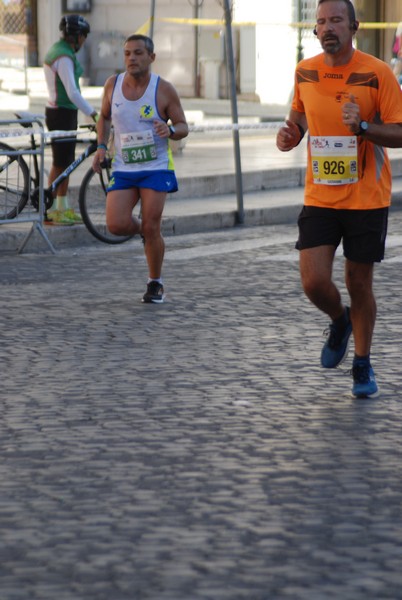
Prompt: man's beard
<box><xmin>322</xmin><ymin>37</ymin><xmax>341</xmax><ymax>54</ymax></box>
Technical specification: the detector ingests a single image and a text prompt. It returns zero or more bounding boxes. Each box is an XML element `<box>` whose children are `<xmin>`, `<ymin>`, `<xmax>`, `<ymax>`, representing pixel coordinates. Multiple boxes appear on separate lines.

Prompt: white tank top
<box><xmin>111</xmin><ymin>72</ymin><xmax>174</xmax><ymax>173</ymax></box>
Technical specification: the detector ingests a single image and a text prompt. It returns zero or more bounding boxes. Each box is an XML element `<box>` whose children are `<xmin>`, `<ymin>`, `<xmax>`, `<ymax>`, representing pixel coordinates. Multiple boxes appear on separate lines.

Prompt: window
<box><xmin>62</xmin><ymin>0</ymin><xmax>92</xmax><ymax>13</ymax></box>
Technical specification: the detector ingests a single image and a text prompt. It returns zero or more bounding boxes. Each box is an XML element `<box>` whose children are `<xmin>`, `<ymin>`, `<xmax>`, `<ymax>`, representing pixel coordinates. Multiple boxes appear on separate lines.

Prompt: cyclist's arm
<box><xmin>57</xmin><ymin>56</ymin><xmax>97</xmax><ymax>119</ymax></box>
<box><xmin>92</xmin><ymin>76</ymin><xmax>114</xmax><ymax>173</ymax></box>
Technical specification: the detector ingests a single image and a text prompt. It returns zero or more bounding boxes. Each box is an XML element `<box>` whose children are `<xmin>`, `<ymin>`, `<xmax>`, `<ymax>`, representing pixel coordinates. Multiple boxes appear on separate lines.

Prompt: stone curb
<box><xmin>2</xmin><ymin>190</ymin><xmax>402</xmax><ymax>254</ymax></box>
<box><xmin>1</xmin><ymin>161</ymin><xmax>402</xmax><ymax>253</ymax></box>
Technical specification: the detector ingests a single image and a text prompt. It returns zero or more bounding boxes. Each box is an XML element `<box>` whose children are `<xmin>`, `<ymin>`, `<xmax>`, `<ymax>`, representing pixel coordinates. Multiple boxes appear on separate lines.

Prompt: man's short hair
<box><xmin>124</xmin><ymin>34</ymin><xmax>154</xmax><ymax>54</ymax></box>
<box><xmin>317</xmin><ymin>0</ymin><xmax>357</xmax><ymax>25</ymax></box>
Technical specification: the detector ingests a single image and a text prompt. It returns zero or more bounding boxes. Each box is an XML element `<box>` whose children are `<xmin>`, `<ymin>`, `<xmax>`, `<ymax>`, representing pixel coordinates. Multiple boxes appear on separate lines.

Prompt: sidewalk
<box><xmin>2</xmin><ymin>90</ymin><xmax>402</xmax><ymax>252</ymax></box>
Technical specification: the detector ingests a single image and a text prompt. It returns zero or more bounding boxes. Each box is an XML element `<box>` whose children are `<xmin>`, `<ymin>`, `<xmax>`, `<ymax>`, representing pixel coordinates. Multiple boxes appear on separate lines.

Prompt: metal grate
<box><xmin>0</xmin><ymin>0</ymin><xmax>27</xmax><ymax>35</ymax></box>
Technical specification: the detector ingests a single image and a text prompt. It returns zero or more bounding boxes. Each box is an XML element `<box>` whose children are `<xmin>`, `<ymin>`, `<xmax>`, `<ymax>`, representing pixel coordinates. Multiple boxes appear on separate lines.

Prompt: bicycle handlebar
<box><xmin>79</xmin><ymin>123</ymin><xmax>97</xmax><ymax>132</ymax></box>
<box><xmin>14</xmin><ymin>112</ymin><xmax>98</xmax><ymax>135</ymax></box>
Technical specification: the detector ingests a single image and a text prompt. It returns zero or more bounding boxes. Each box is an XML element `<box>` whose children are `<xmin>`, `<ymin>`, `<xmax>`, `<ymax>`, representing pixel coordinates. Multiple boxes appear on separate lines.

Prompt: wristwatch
<box><xmin>168</xmin><ymin>125</ymin><xmax>176</xmax><ymax>138</ymax></box>
<box><xmin>356</xmin><ymin>120</ymin><xmax>369</xmax><ymax>136</ymax></box>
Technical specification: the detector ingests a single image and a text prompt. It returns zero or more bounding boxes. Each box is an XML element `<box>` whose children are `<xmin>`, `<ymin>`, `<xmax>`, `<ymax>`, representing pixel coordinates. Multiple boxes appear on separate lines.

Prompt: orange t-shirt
<box><xmin>292</xmin><ymin>49</ymin><xmax>402</xmax><ymax>209</ymax></box>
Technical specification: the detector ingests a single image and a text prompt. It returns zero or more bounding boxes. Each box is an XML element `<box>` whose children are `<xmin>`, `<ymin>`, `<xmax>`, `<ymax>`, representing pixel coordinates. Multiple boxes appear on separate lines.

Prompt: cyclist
<box><xmin>44</xmin><ymin>14</ymin><xmax>98</xmax><ymax>225</ymax></box>
<box><xmin>93</xmin><ymin>34</ymin><xmax>188</xmax><ymax>303</ymax></box>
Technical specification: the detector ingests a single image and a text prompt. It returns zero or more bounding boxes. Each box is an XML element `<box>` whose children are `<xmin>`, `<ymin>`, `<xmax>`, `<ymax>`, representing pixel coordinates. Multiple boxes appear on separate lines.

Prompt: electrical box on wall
<box><xmin>198</xmin><ymin>29</ymin><xmax>224</xmax><ymax>61</ymax></box>
<box><xmin>88</xmin><ymin>31</ymin><xmax>127</xmax><ymax>85</ymax></box>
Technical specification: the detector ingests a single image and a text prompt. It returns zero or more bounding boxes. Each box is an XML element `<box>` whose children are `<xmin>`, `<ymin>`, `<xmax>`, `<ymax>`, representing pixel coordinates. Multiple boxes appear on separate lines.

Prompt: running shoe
<box><xmin>63</xmin><ymin>209</ymin><xmax>83</xmax><ymax>223</ymax></box>
<box><xmin>45</xmin><ymin>210</ymin><xmax>75</xmax><ymax>226</ymax></box>
<box><xmin>142</xmin><ymin>281</ymin><xmax>165</xmax><ymax>304</ymax></box>
<box><xmin>321</xmin><ymin>307</ymin><xmax>352</xmax><ymax>368</ymax></box>
<box><xmin>352</xmin><ymin>360</ymin><xmax>379</xmax><ymax>398</ymax></box>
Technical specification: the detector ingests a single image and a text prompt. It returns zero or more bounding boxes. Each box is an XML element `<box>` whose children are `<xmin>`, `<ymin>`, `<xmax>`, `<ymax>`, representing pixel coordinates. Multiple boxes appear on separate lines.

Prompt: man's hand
<box><xmin>342</xmin><ymin>94</ymin><xmax>361</xmax><ymax>134</ymax></box>
<box><xmin>276</xmin><ymin>119</ymin><xmax>304</xmax><ymax>152</ymax></box>
<box><xmin>153</xmin><ymin>119</ymin><xmax>170</xmax><ymax>138</ymax></box>
<box><xmin>92</xmin><ymin>147</ymin><xmax>106</xmax><ymax>174</ymax></box>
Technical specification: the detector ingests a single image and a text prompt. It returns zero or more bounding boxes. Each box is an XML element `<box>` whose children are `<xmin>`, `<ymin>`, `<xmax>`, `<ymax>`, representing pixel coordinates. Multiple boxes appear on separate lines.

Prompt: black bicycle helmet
<box><xmin>59</xmin><ymin>14</ymin><xmax>90</xmax><ymax>37</ymax></box>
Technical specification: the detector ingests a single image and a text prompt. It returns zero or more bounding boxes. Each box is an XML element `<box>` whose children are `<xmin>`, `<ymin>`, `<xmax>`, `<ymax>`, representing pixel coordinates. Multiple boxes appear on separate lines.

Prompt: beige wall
<box><xmin>36</xmin><ymin>0</ymin><xmax>400</xmax><ymax>101</ymax></box>
<box><xmin>37</xmin><ymin>0</ymin><xmax>224</xmax><ymax>96</ymax></box>
<box><xmin>382</xmin><ymin>0</ymin><xmax>402</xmax><ymax>63</ymax></box>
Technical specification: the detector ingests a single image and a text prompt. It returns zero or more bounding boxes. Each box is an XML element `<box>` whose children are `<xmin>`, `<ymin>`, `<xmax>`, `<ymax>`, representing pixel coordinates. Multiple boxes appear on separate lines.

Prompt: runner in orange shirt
<box><xmin>276</xmin><ymin>0</ymin><xmax>402</xmax><ymax>398</ymax></box>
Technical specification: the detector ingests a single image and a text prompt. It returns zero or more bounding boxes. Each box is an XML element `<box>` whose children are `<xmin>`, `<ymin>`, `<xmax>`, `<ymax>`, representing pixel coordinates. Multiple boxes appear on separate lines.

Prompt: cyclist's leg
<box><xmin>45</xmin><ymin>107</ymin><xmax>77</xmax><ymax>216</ymax></box>
<box><xmin>48</xmin><ymin>166</ymin><xmax>69</xmax><ymax>198</ymax></box>
<box><xmin>106</xmin><ymin>188</ymin><xmax>142</xmax><ymax>236</ymax></box>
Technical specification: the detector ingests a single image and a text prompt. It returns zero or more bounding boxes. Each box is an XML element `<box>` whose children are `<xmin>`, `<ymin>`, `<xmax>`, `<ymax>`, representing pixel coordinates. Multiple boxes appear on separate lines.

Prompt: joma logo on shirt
<box><xmin>324</xmin><ymin>73</ymin><xmax>343</xmax><ymax>79</ymax></box>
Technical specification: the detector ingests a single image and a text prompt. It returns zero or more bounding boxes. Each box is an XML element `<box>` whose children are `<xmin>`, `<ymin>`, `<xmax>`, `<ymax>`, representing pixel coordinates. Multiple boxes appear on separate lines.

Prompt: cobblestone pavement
<box><xmin>1</xmin><ymin>213</ymin><xmax>402</xmax><ymax>600</ymax></box>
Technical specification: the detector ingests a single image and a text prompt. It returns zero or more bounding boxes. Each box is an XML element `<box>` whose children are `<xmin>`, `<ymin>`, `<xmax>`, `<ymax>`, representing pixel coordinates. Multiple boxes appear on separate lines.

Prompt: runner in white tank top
<box><xmin>111</xmin><ymin>72</ymin><xmax>175</xmax><ymax>174</ymax></box>
<box><xmin>93</xmin><ymin>35</ymin><xmax>188</xmax><ymax>303</ymax></box>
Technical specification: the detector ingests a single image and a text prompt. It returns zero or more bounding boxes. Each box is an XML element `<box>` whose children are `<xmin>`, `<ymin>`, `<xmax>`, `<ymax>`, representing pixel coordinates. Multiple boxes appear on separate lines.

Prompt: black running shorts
<box><xmin>45</xmin><ymin>107</ymin><xmax>78</xmax><ymax>169</ymax></box>
<box><xmin>296</xmin><ymin>205</ymin><xmax>389</xmax><ymax>263</ymax></box>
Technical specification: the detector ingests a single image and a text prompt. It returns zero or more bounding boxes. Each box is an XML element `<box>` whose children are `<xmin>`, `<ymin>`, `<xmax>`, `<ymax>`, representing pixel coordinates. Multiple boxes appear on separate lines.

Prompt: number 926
<box><xmin>323</xmin><ymin>160</ymin><xmax>345</xmax><ymax>175</ymax></box>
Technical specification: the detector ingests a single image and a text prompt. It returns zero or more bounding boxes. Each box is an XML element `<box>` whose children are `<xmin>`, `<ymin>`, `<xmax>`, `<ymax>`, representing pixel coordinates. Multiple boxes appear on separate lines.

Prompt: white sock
<box><xmin>50</xmin><ymin>196</ymin><xmax>69</xmax><ymax>212</ymax></box>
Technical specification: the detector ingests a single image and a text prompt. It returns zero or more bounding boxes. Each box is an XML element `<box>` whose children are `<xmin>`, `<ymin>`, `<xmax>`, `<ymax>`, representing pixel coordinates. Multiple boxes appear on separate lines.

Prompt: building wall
<box><xmin>36</xmin><ymin>0</ymin><xmax>402</xmax><ymax>102</ymax></box>
<box><xmin>37</xmin><ymin>0</ymin><xmax>224</xmax><ymax>95</ymax></box>
<box><xmin>383</xmin><ymin>0</ymin><xmax>402</xmax><ymax>63</ymax></box>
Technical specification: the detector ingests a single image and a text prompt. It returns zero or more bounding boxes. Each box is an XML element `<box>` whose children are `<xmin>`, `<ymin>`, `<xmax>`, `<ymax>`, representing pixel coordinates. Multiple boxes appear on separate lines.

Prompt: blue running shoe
<box><xmin>352</xmin><ymin>360</ymin><xmax>379</xmax><ymax>398</ymax></box>
<box><xmin>321</xmin><ymin>307</ymin><xmax>352</xmax><ymax>368</ymax></box>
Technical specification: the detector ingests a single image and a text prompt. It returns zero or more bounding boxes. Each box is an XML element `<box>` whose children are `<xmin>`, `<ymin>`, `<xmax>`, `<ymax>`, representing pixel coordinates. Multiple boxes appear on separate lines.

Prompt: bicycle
<box><xmin>0</xmin><ymin>112</ymin><xmax>133</xmax><ymax>244</ymax></box>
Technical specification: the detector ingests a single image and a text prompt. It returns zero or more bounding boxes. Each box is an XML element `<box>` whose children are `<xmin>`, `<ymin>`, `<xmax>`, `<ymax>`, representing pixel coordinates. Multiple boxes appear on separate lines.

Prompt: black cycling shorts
<box><xmin>296</xmin><ymin>205</ymin><xmax>389</xmax><ymax>263</ymax></box>
<box><xmin>45</xmin><ymin>107</ymin><xmax>78</xmax><ymax>168</ymax></box>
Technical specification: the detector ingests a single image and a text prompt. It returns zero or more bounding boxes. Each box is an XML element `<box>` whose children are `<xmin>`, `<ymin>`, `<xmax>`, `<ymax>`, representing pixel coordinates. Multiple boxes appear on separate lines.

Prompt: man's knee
<box><xmin>301</xmin><ymin>271</ymin><xmax>329</xmax><ymax>300</ymax></box>
<box><xmin>107</xmin><ymin>214</ymin><xmax>130</xmax><ymax>235</ymax></box>
<box><xmin>141</xmin><ymin>219</ymin><xmax>161</xmax><ymax>240</ymax></box>
<box><xmin>345</xmin><ymin>262</ymin><xmax>374</xmax><ymax>296</ymax></box>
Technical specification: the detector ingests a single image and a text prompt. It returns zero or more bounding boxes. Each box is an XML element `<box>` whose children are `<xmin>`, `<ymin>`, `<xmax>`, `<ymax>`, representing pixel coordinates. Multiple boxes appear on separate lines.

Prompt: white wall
<box><xmin>35</xmin><ymin>0</ymin><xmax>323</xmax><ymax>104</ymax></box>
<box><xmin>37</xmin><ymin>0</ymin><xmax>62</xmax><ymax>62</ymax></box>
<box><xmin>37</xmin><ymin>0</ymin><xmax>223</xmax><ymax>94</ymax></box>
<box><xmin>235</xmin><ymin>0</ymin><xmax>297</xmax><ymax>105</ymax></box>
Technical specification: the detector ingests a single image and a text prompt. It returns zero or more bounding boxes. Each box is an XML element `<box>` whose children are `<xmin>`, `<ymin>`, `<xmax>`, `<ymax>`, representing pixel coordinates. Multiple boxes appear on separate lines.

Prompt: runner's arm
<box><xmin>343</xmin><ymin>94</ymin><xmax>402</xmax><ymax>148</ymax></box>
<box><xmin>276</xmin><ymin>110</ymin><xmax>308</xmax><ymax>152</ymax></box>
<box><xmin>154</xmin><ymin>79</ymin><xmax>189</xmax><ymax>140</ymax></box>
<box><xmin>92</xmin><ymin>77</ymin><xmax>114</xmax><ymax>174</ymax></box>
<box><xmin>355</xmin><ymin>122</ymin><xmax>402</xmax><ymax>148</ymax></box>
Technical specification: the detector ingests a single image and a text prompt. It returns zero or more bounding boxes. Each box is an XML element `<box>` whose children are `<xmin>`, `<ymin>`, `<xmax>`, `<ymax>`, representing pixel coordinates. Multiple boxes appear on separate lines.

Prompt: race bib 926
<box><xmin>310</xmin><ymin>136</ymin><xmax>358</xmax><ymax>185</ymax></box>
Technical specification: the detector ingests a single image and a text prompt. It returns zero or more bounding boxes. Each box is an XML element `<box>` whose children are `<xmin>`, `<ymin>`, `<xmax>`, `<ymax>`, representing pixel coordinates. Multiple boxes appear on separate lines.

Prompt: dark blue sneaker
<box><xmin>321</xmin><ymin>307</ymin><xmax>352</xmax><ymax>368</ymax></box>
<box><xmin>352</xmin><ymin>360</ymin><xmax>379</xmax><ymax>398</ymax></box>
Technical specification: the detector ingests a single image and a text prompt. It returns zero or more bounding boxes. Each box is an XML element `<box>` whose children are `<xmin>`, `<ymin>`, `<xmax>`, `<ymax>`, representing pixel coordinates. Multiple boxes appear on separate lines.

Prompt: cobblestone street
<box><xmin>1</xmin><ymin>216</ymin><xmax>402</xmax><ymax>599</ymax></box>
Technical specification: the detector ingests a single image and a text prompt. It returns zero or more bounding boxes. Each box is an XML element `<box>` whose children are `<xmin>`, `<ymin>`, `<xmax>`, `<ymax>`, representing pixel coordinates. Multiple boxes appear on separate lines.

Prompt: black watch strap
<box><xmin>356</xmin><ymin>120</ymin><xmax>369</xmax><ymax>136</ymax></box>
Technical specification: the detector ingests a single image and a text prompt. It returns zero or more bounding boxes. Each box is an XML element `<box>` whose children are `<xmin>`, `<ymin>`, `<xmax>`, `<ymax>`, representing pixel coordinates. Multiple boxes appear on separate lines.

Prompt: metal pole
<box><xmin>297</xmin><ymin>0</ymin><xmax>304</xmax><ymax>63</ymax></box>
<box><xmin>194</xmin><ymin>1</ymin><xmax>201</xmax><ymax>96</ymax></box>
<box><xmin>149</xmin><ymin>0</ymin><xmax>156</xmax><ymax>39</ymax></box>
<box><xmin>223</xmin><ymin>0</ymin><xmax>244</xmax><ymax>224</ymax></box>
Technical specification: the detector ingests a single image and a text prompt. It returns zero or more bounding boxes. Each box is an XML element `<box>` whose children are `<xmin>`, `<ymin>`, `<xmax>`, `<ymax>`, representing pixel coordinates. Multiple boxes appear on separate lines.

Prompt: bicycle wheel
<box><xmin>0</xmin><ymin>142</ymin><xmax>30</xmax><ymax>220</ymax></box>
<box><xmin>78</xmin><ymin>166</ymin><xmax>134</xmax><ymax>244</ymax></box>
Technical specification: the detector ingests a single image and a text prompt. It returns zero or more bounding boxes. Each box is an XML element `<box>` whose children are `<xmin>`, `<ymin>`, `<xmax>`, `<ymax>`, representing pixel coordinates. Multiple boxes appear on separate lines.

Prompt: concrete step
<box><xmin>2</xmin><ymin>179</ymin><xmax>402</xmax><ymax>254</ymax></box>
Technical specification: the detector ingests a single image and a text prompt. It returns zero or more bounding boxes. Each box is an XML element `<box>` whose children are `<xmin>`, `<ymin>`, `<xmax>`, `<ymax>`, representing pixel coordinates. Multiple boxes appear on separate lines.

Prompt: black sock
<box><xmin>334</xmin><ymin>307</ymin><xmax>349</xmax><ymax>329</ymax></box>
<box><xmin>354</xmin><ymin>354</ymin><xmax>370</xmax><ymax>364</ymax></box>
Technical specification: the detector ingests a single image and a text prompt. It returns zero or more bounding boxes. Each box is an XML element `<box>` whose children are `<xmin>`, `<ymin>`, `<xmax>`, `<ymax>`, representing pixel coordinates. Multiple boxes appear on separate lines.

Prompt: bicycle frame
<box><xmin>3</xmin><ymin>115</ymin><xmax>130</xmax><ymax>245</ymax></box>
<box><xmin>47</xmin><ymin>138</ymin><xmax>97</xmax><ymax>199</ymax></box>
<box><xmin>25</xmin><ymin>123</ymin><xmax>98</xmax><ymax>202</ymax></box>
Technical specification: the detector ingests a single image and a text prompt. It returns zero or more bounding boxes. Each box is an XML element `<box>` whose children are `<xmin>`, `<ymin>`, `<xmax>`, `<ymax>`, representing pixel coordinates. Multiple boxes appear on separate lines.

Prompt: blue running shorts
<box><xmin>107</xmin><ymin>170</ymin><xmax>178</xmax><ymax>193</ymax></box>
